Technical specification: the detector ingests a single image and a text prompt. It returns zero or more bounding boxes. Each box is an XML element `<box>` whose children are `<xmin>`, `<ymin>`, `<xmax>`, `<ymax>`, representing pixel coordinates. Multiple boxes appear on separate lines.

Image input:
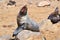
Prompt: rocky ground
<box><xmin>0</xmin><ymin>0</ymin><xmax>60</xmax><ymax>40</ymax></box>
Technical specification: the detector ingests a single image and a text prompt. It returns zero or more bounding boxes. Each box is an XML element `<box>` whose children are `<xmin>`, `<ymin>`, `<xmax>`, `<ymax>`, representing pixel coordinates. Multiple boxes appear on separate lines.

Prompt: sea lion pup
<box><xmin>12</xmin><ymin>5</ymin><xmax>39</xmax><ymax>37</ymax></box>
<box><xmin>48</xmin><ymin>7</ymin><xmax>60</xmax><ymax>24</ymax></box>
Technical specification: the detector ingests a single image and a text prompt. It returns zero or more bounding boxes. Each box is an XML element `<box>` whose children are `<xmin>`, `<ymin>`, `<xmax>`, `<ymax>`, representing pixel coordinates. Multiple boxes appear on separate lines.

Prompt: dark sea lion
<box><xmin>48</xmin><ymin>7</ymin><xmax>60</xmax><ymax>24</ymax></box>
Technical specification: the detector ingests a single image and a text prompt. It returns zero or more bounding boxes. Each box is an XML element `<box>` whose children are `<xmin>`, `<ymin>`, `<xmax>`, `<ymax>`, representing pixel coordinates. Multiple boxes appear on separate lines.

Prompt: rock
<box><xmin>27</xmin><ymin>0</ymin><xmax>33</xmax><ymax>4</ymax></box>
<box><xmin>37</xmin><ymin>1</ymin><xmax>50</xmax><ymax>7</ymax></box>
<box><xmin>39</xmin><ymin>19</ymin><xmax>52</xmax><ymax>30</ymax></box>
<box><xmin>7</xmin><ymin>0</ymin><xmax>16</xmax><ymax>6</ymax></box>
<box><xmin>39</xmin><ymin>19</ymin><xmax>60</xmax><ymax>40</ymax></box>
<box><xmin>17</xmin><ymin>30</ymin><xmax>45</xmax><ymax>40</ymax></box>
<box><xmin>17</xmin><ymin>30</ymin><xmax>32</xmax><ymax>40</ymax></box>
<box><xmin>0</xmin><ymin>0</ymin><xmax>2</xmax><ymax>1</ymax></box>
<box><xmin>0</xmin><ymin>35</ymin><xmax>11</xmax><ymax>40</ymax></box>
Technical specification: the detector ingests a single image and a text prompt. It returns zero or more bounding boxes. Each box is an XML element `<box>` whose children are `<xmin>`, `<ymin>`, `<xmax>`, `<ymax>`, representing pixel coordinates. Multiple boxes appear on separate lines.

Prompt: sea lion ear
<box><xmin>55</xmin><ymin>7</ymin><xmax>59</xmax><ymax>12</ymax></box>
<box><xmin>20</xmin><ymin>5</ymin><xmax>27</xmax><ymax>13</ymax></box>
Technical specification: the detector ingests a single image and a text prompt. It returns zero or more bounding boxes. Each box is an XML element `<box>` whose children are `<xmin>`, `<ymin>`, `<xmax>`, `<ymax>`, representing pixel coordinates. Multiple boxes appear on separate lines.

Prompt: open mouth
<box><xmin>19</xmin><ymin>5</ymin><xmax>27</xmax><ymax>16</ymax></box>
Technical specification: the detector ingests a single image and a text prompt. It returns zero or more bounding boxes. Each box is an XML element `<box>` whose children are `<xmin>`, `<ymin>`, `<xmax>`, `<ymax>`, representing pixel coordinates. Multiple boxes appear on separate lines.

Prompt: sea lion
<box><xmin>48</xmin><ymin>7</ymin><xmax>60</xmax><ymax>24</ymax></box>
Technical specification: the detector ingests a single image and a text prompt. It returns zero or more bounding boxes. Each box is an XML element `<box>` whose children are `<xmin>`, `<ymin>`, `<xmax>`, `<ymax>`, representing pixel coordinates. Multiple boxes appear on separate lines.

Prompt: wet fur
<box><xmin>13</xmin><ymin>5</ymin><xmax>39</xmax><ymax>37</ymax></box>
